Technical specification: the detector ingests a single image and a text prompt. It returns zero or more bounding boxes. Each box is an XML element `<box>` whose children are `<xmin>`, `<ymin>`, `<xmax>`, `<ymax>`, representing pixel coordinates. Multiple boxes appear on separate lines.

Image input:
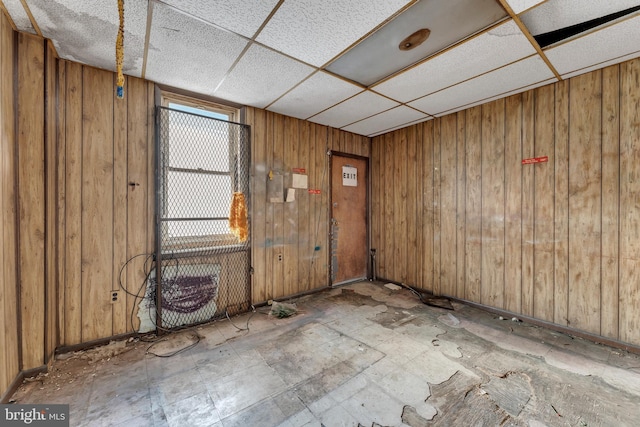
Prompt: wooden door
<box><xmin>331</xmin><ymin>154</ymin><xmax>368</xmax><ymax>285</ymax></box>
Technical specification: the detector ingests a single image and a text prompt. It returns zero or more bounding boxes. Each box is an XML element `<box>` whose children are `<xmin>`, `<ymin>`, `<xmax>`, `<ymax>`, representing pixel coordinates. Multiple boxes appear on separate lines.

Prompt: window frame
<box><xmin>158</xmin><ymin>92</ymin><xmax>245</xmax><ymax>253</ymax></box>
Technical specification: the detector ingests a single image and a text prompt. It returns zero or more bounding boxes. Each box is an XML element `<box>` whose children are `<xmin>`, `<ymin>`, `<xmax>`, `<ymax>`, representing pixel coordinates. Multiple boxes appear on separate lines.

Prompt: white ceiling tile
<box><xmin>158</xmin><ymin>0</ymin><xmax>279</xmax><ymax>38</ymax></box>
<box><xmin>214</xmin><ymin>44</ymin><xmax>315</xmax><ymax>109</ymax></box>
<box><xmin>545</xmin><ymin>15</ymin><xmax>640</xmax><ymax>76</ymax></box>
<box><xmin>3</xmin><ymin>0</ymin><xmax>36</xmax><ymax>34</ymax></box>
<box><xmin>308</xmin><ymin>91</ymin><xmax>399</xmax><ymax>129</ymax></box>
<box><xmin>434</xmin><ymin>78</ymin><xmax>556</xmax><ymax>117</ymax></box>
<box><xmin>342</xmin><ymin>106</ymin><xmax>427</xmax><ymax>136</ymax></box>
<box><xmin>409</xmin><ymin>55</ymin><xmax>556</xmax><ymax>115</ymax></box>
<box><xmin>520</xmin><ymin>0</ymin><xmax>640</xmax><ymax>36</ymax></box>
<box><xmin>373</xmin><ymin>20</ymin><xmax>536</xmax><ymax>102</ymax></box>
<box><xmin>146</xmin><ymin>3</ymin><xmax>248</xmax><ymax>95</ymax></box>
<box><xmin>560</xmin><ymin>50</ymin><xmax>640</xmax><ymax>79</ymax></box>
<box><xmin>256</xmin><ymin>0</ymin><xmax>411</xmax><ymax>67</ymax></box>
<box><xmin>505</xmin><ymin>0</ymin><xmax>546</xmax><ymax>14</ymax></box>
<box><xmin>369</xmin><ymin>116</ymin><xmax>434</xmax><ymax>137</ymax></box>
<box><xmin>27</xmin><ymin>0</ymin><xmax>147</xmax><ymax>76</ymax></box>
<box><xmin>267</xmin><ymin>72</ymin><xmax>362</xmax><ymax>120</ymax></box>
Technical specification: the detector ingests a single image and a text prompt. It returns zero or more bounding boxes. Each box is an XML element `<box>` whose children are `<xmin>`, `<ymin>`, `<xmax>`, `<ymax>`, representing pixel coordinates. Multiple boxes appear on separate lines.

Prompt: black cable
<box><xmin>117</xmin><ymin>253</ymin><xmax>157</xmax><ymax>336</ymax></box>
<box><xmin>117</xmin><ymin>252</ymin><xmax>211</xmax><ymax>355</ymax></box>
<box><xmin>118</xmin><ymin>253</ymin><xmax>154</xmax><ymax>297</ymax></box>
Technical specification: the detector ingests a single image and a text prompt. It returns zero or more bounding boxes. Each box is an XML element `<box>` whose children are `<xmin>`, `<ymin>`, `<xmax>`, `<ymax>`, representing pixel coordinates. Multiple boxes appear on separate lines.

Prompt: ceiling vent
<box><xmin>325</xmin><ymin>0</ymin><xmax>507</xmax><ymax>86</ymax></box>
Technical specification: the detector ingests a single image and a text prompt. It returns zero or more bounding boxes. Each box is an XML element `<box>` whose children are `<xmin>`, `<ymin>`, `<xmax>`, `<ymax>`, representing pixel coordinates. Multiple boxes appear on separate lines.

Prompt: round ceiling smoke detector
<box><xmin>399</xmin><ymin>28</ymin><xmax>431</xmax><ymax>51</ymax></box>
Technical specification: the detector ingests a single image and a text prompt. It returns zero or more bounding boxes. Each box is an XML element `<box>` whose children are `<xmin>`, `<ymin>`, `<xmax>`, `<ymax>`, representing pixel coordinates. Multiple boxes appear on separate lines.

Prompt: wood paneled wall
<box><xmin>58</xmin><ymin>62</ymin><xmax>155</xmax><ymax>345</ymax></box>
<box><xmin>0</xmin><ymin>10</ymin><xmax>20</xmax><ymax>398</ymax></box>
<box><xmin>371</xmin><ymin>59</ymin><xmax>640</xmax><ymax>347</ymax></box>
<box><xmin>246</xmin><ymin>108</ymin><xmax>369</xmax><ymax>303</ymax></box>
<box><xmin>1</xmin><ymin>22</ymin><xmax>62</xmax><ymax>399</ymax></box>
<box><xmin>1</xmin><ymin>19</ymin><xmax>157</xmax><ymax>402</ymax></box>
<box><xmin>4</xmin><ymin>10</ymin><xmax>634</xmax><ymax>400</ymax></box>
<box><xmin>0</xmin><ymin>19</ymin><xmax>370</xmax><ymax>398</ymax></box>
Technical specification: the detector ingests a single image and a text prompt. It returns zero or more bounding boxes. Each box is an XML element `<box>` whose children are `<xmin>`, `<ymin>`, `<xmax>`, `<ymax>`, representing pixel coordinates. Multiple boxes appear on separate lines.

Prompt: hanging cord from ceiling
<box><xmin>115</xmin><ymin>0</ymin><xmax>125</xmax><ymax>98</ymax></box>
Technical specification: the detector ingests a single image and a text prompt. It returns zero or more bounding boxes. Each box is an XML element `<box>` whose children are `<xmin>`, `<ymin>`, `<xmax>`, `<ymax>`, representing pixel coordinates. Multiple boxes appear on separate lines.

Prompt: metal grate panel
<box><xmin>152</xmin><ymin>106</ymin><xmax>251</xmax><ymax>331</ymax></box>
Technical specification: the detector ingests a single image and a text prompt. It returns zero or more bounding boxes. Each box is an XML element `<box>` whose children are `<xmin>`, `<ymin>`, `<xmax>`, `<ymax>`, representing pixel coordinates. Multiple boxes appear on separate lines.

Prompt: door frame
<box><xmin>329</xmin><ymin>151</ymin><xmax>371</xmax><ymax>286</ymax></box>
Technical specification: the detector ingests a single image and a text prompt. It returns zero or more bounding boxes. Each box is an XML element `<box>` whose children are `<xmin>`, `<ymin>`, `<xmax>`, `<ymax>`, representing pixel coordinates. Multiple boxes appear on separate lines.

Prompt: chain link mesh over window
<box><xmin>152</xmin><ymin>106</ymin><xmax>251</xmax><ymax>331</ymax></box>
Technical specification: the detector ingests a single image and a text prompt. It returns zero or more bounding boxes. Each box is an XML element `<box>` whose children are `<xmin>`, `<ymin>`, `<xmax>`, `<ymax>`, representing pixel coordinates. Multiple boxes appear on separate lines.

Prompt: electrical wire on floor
<box><xmin>225</xmin><ymin>305</ymin><xmax>256</xmax><ymax>332</ymax></box>
<box><xmin>395</xmin><ymin>281</ymin><xmax>455</xmax><ymax>310</ymax></box>
<box><xmin>396</xmin><ymin>281</ymin><xmax>428</xmax><ymax>303</ymax></box>
<box><xmin>145</xmin><ymin>333</ymin><xmax>201</xmax><ymax>358</ymax></box>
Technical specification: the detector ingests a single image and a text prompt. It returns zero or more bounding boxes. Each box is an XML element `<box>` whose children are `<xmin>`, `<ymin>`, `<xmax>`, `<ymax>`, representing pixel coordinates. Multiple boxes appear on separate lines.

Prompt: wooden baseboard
<box><xmin>374</xmin><ymin>277</ymin><xmax>640</xmax><ymax>355</ymax></box>
<box><xmin>1</xmin><ymin>365</ymin><xmax>48</xmax><ymax>403</ymax></box>
<box><xmin>54</xmin><ymin>331</ymin><xmax>140</xmax><ymax>356</ymax></box>
<box><xmin>454</xmin><ymin>298</ymin><xmax>640</xmax><ymax>355</ymax></box>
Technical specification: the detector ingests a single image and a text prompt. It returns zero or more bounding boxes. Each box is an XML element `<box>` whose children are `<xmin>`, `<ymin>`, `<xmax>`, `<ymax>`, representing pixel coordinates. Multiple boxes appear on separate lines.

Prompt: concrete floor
<box><xmin>11</xmin><ymin>281</ymin><xmax>640</xmax><ymax>426</ymax></box>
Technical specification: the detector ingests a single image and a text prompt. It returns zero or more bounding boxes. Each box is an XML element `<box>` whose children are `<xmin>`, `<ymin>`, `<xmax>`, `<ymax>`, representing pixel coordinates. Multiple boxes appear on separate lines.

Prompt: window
<box><xmin>158</xmin><ymin>93</ymin><xmax>249</xmax><ymax>252</ymax></box>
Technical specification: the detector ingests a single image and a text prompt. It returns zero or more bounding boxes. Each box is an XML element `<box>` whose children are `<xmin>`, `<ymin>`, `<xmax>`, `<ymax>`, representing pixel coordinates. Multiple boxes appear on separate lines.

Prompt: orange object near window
<box><xmin>229</xmin><ymin>192</ymin><xmax>248</xmax><ymax>242</ymax></box>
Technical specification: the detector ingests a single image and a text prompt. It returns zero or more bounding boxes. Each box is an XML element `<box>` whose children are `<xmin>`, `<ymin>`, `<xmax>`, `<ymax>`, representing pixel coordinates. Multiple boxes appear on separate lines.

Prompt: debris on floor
<box><xmin>424</xmin><ymin>296</ymin><xmax>454</xmax><ymax>311</ymax></box>
<box><xmin>9</xmin><ymin>281</ymin><xmax>640</xmax><ymax>426</ymax></box>
<box><xmin>269</xmin><ymin>301</ymin><xmax>298</xmax><ymax>318</ymax></box>
<box><xmin>384</xmin><ymin>282</ymin><xmax>402</xmax><ymax>290</ymax></box>
<box><xmin>438</xmin><ymin>312</ymin><xmax>461</xmax><ymax>327</ymax></box>
<box><xmin>56</xmin><ymin>339</ymin><xmax>133</xmax><ymax>364</ymax></box>
<box><xmin>23</xmin><ymin>372</ymin><xmax>48</xmax><ymax>383</ymax></box>
<box><xmin>481</xmin><ymin>372</ymin><xmax>533</xmax><ymax>417</ymax></box>
<box><xmin>401</xmin><ymin>404</ymin><xmax>433</xmax><ymax>426</ymax></box>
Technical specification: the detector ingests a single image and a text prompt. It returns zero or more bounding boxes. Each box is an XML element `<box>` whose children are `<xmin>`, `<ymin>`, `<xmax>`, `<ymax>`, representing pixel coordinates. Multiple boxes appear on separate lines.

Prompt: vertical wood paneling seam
<box><xmin>111</xmin><ymin>77</ymin><xmax>116</xmax><ymax>337</ymax></box>
<box><xmin>56</xmin><ymin>59</ymin><xmax>63</xmax><ymax>346</ymax></box>
<box><xmin>455</xmin><ymin>115</ymin><xmax>459</xmax><ymax>295</ymax></box>
<box><xmin>565</xmin><ymin>82</ymin><xmax>570</xmax><ymax>325</ymax></box>
<box><xmin>56</xmin><ymin>60</ymin><xmax>65</xmax><ymax>345</ymax></box>
<box><xmin>324</xmin><ymin>126</ymin><xmax>330</xmax><ymax>287</ymax></box>
<box><xmin>12</xmin><ymin>32</ymin><xmax>23</xmax><ymax>371</ymax></box>
<box><xmin>551</xmin><ymin>85</ymin><xmax>555</xmax><ymax>323</ymax></box>
<box><xmin>503</xmin><ymin>100</ymin><xmax>507</xmax><ymax>305</ymax></box>
<box><xmin>598</xmin><ymin>71</ymin><xmax>605</xmax><ymax>335</ymax></box>
<box><xmin>435</xmin><ymin>120</ymin><xmax>440</xmax><ymax>294</ymax></box>
<box><xmin>552</xmin><ymin>83</ymin><xmax>556</xmax><ymax>322</ymax></box>
<box><xmin>616</xmin><ymin>64</ymin><xmax>622</xmax><ymax>340</ymax></box>
<box><xmin>463</xmin><ymin>120</ymin><xmax>467</xmax><ymax>297</ymax></box>
<box><xmin>79</xmin><ymin>67</ymin><xmax>84</xmax><ymax>342</ymax></box>
<box><xmin>62</xmin><ymin>63</ymin><xmax>68</xmax><ymax>342</ymax></box>
<box><xmin>532</xmin><ymin>91</ymin><xmax>536</xmax><ymax>317</ymax></box>
<box><xmin>42</xmin><ymin>38</ymin><xmax>50</xmax><ymax>362</ymax></box>
<box><xmin>479</xmin><ymin>112</ymin><xmax>483</xmax><ymax>302</ymax></box>
<box><xmin>520</xmin><ymin>94</ymin><xmax>524</xmax><ymax>312</ymax></box>
<box><xmin>464</xmin><ymin>118</ymin><xmax>469</xmax><ymax>300</ymax></box>
<box><xmin>462</xmin><ymin>120</ymin><xmax>466</xmax><ymax>297</ymax></box>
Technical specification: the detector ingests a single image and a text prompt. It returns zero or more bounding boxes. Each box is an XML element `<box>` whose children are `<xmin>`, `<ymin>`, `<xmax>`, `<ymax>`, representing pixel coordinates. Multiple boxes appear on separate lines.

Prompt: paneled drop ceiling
<box><xmin>2</xmin><ymin>0</ymin><xmax>640</xmax><ymax>137</ymax></box>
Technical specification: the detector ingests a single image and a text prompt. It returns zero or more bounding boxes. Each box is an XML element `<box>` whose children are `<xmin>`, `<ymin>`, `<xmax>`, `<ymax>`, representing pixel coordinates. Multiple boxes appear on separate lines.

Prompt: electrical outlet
<box><xmin>277</xmin><ymin>253</ymin><xmax>283</xmax><ymax>262</ymax></box>
<box><xmin>110</xmin><ymin>290</ymin><xmax>119</xmax><ymax>303</ymax></box>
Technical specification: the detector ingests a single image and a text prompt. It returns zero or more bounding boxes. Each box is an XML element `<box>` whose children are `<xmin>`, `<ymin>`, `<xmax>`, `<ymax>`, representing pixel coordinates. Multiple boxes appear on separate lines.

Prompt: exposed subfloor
<box><xmin>10</xmin><ymin>281</ymin><xmax>640</xmax><ymax>426</ymax></box>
